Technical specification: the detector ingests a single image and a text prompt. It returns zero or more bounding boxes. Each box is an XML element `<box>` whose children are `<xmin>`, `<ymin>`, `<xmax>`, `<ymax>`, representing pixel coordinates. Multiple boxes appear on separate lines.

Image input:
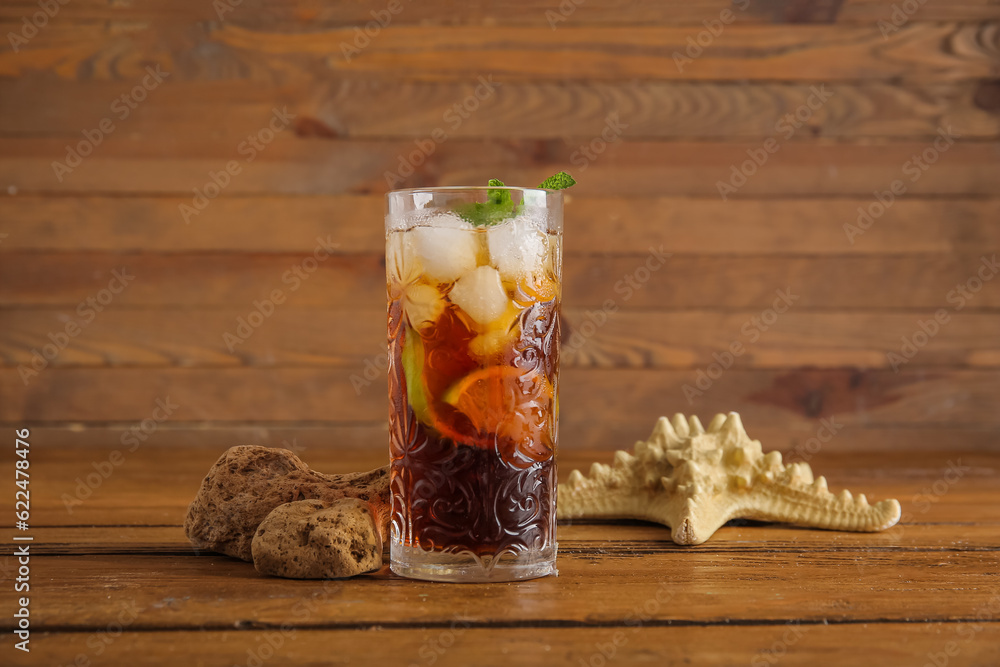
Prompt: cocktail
<box><xmin>386</xmin><ymin>176</ymin><xmax>571</xmax><ymax>582</ymax></box>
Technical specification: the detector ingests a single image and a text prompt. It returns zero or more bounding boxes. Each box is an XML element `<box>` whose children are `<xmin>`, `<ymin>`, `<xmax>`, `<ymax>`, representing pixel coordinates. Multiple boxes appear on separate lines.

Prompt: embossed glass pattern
<box><xmin>386</xmin><ymin>187</ymin><xmax>561</xmax><ymax>582</ymax></box>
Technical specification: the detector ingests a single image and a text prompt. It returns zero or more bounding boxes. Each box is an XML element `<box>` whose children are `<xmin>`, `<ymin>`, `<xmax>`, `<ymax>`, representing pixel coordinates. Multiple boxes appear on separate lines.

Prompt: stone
<box><xmin>184</xmin><ymin>445</ymin><xmax>390</xmax><ymax>562</ymax></box>
<box><xmin>251</xmin><ymin>499</ymin><xmax>383</xmax><ymax>579</ymax></box>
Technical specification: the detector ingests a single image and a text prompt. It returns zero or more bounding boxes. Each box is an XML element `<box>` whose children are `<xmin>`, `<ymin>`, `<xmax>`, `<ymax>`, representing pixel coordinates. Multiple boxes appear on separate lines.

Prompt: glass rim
<box><xmin>386</xmin><ymin>186</ymin><xmax>562</xmax><ymax>196</ymax></box>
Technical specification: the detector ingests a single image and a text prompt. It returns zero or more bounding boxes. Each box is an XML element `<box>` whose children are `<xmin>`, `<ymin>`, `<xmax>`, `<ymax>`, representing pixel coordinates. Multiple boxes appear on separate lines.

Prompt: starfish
<box><xmin>557</xmin><ymin>412</ymin><xmax>901</xmax><ymax>545</ymax></box>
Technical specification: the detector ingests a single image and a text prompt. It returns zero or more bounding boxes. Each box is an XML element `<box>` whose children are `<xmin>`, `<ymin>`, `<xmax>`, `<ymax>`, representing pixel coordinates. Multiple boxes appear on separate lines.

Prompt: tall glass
<box><xmin>386</xmin><ymin>187</ymin><xmax>561</xmax><ymax>582</ymax></box>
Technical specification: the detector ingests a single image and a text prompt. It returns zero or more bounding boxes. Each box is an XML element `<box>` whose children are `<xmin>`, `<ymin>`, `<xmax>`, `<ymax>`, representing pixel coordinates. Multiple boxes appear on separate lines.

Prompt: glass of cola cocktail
<box><xmin>386</xmin><ymin>186</ymin><xmax>562</xmax><ymax>582</ymax></box>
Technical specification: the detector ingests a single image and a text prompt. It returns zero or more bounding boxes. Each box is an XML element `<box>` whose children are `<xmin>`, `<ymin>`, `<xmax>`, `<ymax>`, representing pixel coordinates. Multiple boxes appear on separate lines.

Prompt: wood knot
<box><xmin>294</xmin><ymin>116</ymin><xmax>339</xmax><ymax>139</ymax></box>
<box><xmin>973</xmin><ymin>81</ymin><xmax>1000</xmax><ymax>114</ymax></box>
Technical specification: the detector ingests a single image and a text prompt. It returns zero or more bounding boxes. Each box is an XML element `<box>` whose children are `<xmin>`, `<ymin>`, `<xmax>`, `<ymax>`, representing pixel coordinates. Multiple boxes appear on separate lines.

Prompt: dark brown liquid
<box><xmin>388</xmin><ymin>289</ymin><xmax>559</xmax><ymax>557</ymax></box>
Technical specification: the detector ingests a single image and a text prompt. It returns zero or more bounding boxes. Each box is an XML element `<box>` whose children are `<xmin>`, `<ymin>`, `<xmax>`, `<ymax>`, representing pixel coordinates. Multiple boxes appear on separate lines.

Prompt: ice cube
<box><xmin>469</xmin><ymin>328</ymin><xmax>515</xmax><ymax>359</ymax></box>
<box><xmin>487</xmin><ymin>216</ymin><xmax>549</xmax><ymax>281</ymax></box>
<box><xmin>386</xmin><ymin>231</ymin><xmax>420</xmax><ymax>286</ymax></box>
<box><xmin>409</xmin><ymin>216</ymin><xmax>478</xmax><ymax>283</ymax></box>
<box><xmin>469</xmin><ymin>301</ymin><xmax>522</xmax><ymax>359</ymax></box>
<box><xmin>402</xmin><ymin>283</ymin><xmax>446</xmax><ymax>330</ymax></box>
<box><xmin>448</xmin><ymin>265</ymin><xmax>509</xmax><ymax>325</ymax></box>
<box><xmin>420</xmin><ymin>211</ymin><xmax>472</xmax><ymax>229</ymax></box>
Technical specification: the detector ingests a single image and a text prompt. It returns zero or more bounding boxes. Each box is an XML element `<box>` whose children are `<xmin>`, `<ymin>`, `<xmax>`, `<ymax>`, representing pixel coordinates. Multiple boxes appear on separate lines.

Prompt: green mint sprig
<box><xmin>537</xmin><ymin>171</ymin><xmax>576</xmax><ymax>190</ymax></box>
<box><xmin>459</xmin><ymin>171</ymin><xmax>575</xmax><ymax>227</ymax></box>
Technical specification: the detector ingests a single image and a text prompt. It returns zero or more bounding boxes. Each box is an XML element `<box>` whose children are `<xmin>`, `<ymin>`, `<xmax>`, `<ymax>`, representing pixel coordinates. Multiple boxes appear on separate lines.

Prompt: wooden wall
<box><xmin>1</xmin><ymin>1</ymin><xmax>998</xmax><ymax>457</ymax></box>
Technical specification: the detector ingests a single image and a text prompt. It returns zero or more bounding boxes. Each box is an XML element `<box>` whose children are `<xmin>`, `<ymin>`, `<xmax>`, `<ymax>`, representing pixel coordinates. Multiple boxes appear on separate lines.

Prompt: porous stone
<box><xmin>184</xmin><ymin>445</ymin><xmax>389</xmax><ymax>562</ymax></box>
<box><xmin>252</xmin><ymin>498</ymin><xmax>383</xmax><ymax>579</ymax></box>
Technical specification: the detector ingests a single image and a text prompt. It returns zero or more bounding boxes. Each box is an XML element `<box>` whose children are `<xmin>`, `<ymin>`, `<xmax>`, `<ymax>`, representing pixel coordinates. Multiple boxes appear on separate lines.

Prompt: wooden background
<box><xmin>1</xmin><ymin>0</ymin><xmax>999</xmax><ymax>458</ymax></box>
<box><xmin>1</xmin><ymin>3</ymin><xmax>1000</xmax><ymax>666</ymax></box>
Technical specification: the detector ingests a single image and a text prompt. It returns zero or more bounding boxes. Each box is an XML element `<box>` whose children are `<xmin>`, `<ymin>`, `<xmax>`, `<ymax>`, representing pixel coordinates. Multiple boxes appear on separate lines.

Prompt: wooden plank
<box><xmin>11</xmin><ymin>625</ymin><xmax>1000</xmax><ymax>667</ymax></box>
<box><xmin>1</xmin><ymin>549</ymin><xmax>996</xmax><ymax>629</ymax></box>
<box><xmin>563</xmin><ymin>310</ymin><xmax>1000</xmax><ymax>370</ymax></box>
<box><xmin>2</xmin><ymin>23</ymin><xmax>997</xmax><ymax>83</ymax></box>
<box><xmin>7</xmin><ymin>0</ymin><xmax>751</xmax><ymax>26</ymax></box>
<box><xmin>0</xmin><ymin>307</ymin><xmax>382</xmax><ymax>368</ymax></box>
<box><xmin>14</xmin><ymin>423</ymin><xmax>394</xmax><ymax>453</ymax></box>
<box><xmin>4</xmin><ymin>441</ymin><xmax>995</xmax><ymax>527</ymax></box>
<box><xmin>17</xmin><ymin>422</ymin><xmax>1000</xmax><ymax>455</ymax></box>
<box><xmin>0</xmin><ymin>196</ymin><xmax>388</xmax><ymax>253</ymax></box>
<box><xmin>3</xmin><ymin>253</ymin><xmax>1000</xmax><ymax>309</ymax></box>
<box><xmin>841</xmin><ymin>0</ymin><xmax>1000</xmax><ymax>22</ymax></box>
<box><xmin>3</xmin><ymin>308</ymin><xmax>1000</xmax><ymax>370</ymax></box>
<box><xmin>4</xmin><ymin>80</ymin><xmax>998</xmax><ymax>140</ymax></box>
<box><xmin>3</xmin><ymin>196</ymin><xmax>999</xmax><ymax>255</ymax></box>
<box><xmin>5</xmin><ymin>520</ymin><xmax>999</xmax><ymax>557</ymax></box>
<box><xmin>3</xmin><ymin>367</ymin><xmax>1000</xmax><ymax>426</ymax></box>
<box><xmin>2</xmin><ymin>0</ymin><xmax>998</xmax><ymax>25</ymax></box>
<box><xmin>223</xmin><ymin>23</ymin><xmax>1000</xmax><ymax>83</ymax></box>
<box><xmin>3</xmin><ymin>137</ymin><xmax>997</xmax><ymax>197</ymax></box>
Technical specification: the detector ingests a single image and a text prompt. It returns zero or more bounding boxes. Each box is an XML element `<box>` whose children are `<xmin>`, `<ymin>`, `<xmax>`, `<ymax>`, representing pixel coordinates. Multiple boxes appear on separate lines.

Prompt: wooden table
<box><xmin>3</xmin><ymin>440</ymin><xmax>998</xmax><ymax>666</ymax></box>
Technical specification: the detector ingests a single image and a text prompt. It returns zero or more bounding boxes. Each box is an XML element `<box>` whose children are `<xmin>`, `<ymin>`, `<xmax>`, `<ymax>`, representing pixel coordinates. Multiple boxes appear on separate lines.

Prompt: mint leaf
<box><xmin>457</xmin><ymin>171</ymin><xmax>574</xmax><ymax>226</ymax></box>
<box><xmin>459</xmin><ymin>199</ymin><xmax>518</xmax><ymax>227</ymax></box>
<box><xmin>487</xmin><ymin>178</ymin><xmax>512</xmax><ymax>206</ymax></box>
<box><xmin>537</xmin><ymin>171</ymin><xmax>576</xmax><ymax>190</ymax></box>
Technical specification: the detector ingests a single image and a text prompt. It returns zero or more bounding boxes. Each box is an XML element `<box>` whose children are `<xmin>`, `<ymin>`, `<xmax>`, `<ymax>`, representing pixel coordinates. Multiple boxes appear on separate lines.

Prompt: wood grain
<box><xmin>841</xmin><ymin>0</ymin><xmax>1000</xmax><ymax>22</ymax></box>
<box><xmin>8</xmin><ymin>520</ymin><xmax>1000</xmax><ymax>556</ymax></box>
<box><xmin>18</xmin><ymin>423</ymin><xmax>1000</xmax><ymax>455</ymax></box>
<box><xmin>1</xmin><ymin>446</ymin><xmax>996</xmax><ymax>667</ymax></box>
<box><xmin>2</xmin><ymin>0</ymin><xmax>998</xmax><ymax>26</ymax></box>
<box><xmin>2</xmin><ymin>549</ymin><xmax>996</xmax><ymax>629</ymax></box>
<box><xmin>3</xmin><ymin>253</ymin><xmax>999</xmax><ymax>309</ymax></box>
<box><xmin>561</xmin><ymin>310</ymin><xmax>1000</xmax><ymax>369</ymax></box>
<box><xmin>233</xmin><ymin>23</ymin><xmax>1000</xmax><ymax>83</ymax></box>
<box><xmin>11</xmin><ymin>625</ymin><xmax>1000</xmax><ymax>667</ymax></box>
<box><xmin>1</xmin><ymin>2</ymin><xmax>998</xmax><ymax>663</ymax></box>
<box><xmin>4</xmin><ymin>367</ymin><xmax>1000</xmax><ymax>426</ymax></box>
<box><xmin>3</xmin><ymin>196</ymin><xmax>999</xmax><ymax>254</ymax></box>
<box><xmin>5</xmin><ymin>441</ymin><xmax>994</xmax><ymax>526</ymax></box>
<box><xmin>2</xmin><ymin>308</ymin><xmax>999</xmax><ymax>369</ymax></box>
<box><xmin>3</xmin><ymin>23</ymin><xmax>997</xmax><ymax>83</ymax></box>
<box><xmin>4</xmin><ymin>80</ymin><xmax>998</xmax><ymax>140</ymax></box>
<box><xmin>4</xmin><ymin>137</ymin><xmax>998</xmax><ymax>197</ymax></box>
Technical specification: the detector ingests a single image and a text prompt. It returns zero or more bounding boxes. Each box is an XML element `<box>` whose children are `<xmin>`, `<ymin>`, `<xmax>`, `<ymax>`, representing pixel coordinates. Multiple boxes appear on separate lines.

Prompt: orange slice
<box><xmin>443</xmin><ymin>366</ymin><xmax>554</xmax><ymax>464</ymax></box>
<box><xmin>512</xmin><ymin>273</ymin><xmax>557</xmax><ymax>308</ymax></box>
<box><xmin>400</xmin><ymin>323</ymin><xmax>478</xmax><ymax>444</ymax></box>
